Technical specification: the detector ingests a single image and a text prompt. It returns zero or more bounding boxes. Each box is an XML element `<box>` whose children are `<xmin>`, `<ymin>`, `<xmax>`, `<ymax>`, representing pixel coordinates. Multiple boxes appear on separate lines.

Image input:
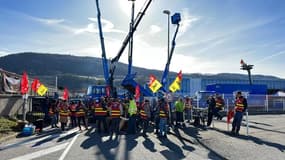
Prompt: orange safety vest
<box><xmin>140</xmin><ymin>103</ymin><xmax>148</xmax><ymax>119</ymax></box>
<box><xmin>76</xmin><ymin>106</ymin><xmax>86</xmax><ymax>117</ymax></box>
<box><xmin>184</xmin><ymin>100</ymin><xmax>192</xmax><ymax>110</ymax></box>
<box><xmin>48</xmin><ymin>107</ymin><xmax>54</xmax><ymax>116</ymax></box>
<box><xmin>59</xmin><ymin>109</ymin><xmax>69</xmax><ymax>117</ymax></box>
<box><xmin>235</xmin><ymin>97</ymin><xmax>245</xmax><ymax>112</ymax></box>
<box><xmin>94</xmin><ymin>103</ymin><xmax>107</xmax><ymax>116</ymax></box>
<box><xmin>69</xmin><ymin>104</ymin><xmax>77</xmax><ymax>116</ymax></box>
<box><xmin>216</xmin><ymin>98</ymin><xmax>224</xmax><ymax>109</ymax></box>
<box><xmin>159</xmin><ymin>105</ymin><xmax>168</xmax><ymax>118</ymax></box>
<box><xmin>111</xmin><ymin>102</ymin><xmax>121</xmax><ymax>118</ymax></box>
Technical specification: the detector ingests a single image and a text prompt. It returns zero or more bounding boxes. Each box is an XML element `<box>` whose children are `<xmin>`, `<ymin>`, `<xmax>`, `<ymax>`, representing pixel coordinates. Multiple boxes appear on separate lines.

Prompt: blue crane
<box><xmin>160</xmin><ymin>13</ymin><xmax>181</xmax><ymax>92</ymax></box>
<box><xmin>89</xmin><ymin>0</ymin><xmax>153</xmax><ymax>98</ymax></box>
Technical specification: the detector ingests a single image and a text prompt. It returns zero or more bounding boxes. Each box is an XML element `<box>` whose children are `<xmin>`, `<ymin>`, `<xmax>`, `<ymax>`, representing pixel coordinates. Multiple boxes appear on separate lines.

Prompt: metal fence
<box><xmin>194</xmin><ymin>94</ymin><xmax>285</xmax><ymax>113</ymax></box>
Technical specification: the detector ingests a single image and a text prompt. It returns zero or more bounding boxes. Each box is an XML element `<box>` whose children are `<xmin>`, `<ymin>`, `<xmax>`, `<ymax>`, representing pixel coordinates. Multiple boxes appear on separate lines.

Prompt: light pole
<box><xmin>240</xmin><ymin>59</ymin><xmax>254</xmax><ymax>85</ymax></box>
<box><xmin>163</xmin><ymin>10</ymin><xmax>171</xmax><ymax>59</ymax></box>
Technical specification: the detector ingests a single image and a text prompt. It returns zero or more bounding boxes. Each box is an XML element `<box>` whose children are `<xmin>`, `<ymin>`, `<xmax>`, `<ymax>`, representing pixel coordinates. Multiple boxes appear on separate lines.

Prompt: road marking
<box><xmin>58</xmin><ymin>133</ymin><xmax>79</xmax><ymax>160</ymax></box>
<box><xmin>0</xmin><ymin>128</ymin><xmax>78</xmax><ymax>150</ymax></box>
<box><xmin>8</xmin><ymin>142</ymin><xmax>69</xmax><ymax>160</ymax></box>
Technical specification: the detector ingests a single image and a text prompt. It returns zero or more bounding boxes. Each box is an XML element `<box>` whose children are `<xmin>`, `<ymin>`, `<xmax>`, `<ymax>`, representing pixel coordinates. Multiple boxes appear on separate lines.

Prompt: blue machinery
<box><xmin>93</xmin><ymin>0</ymin><xmax>181</xmax><ymax>98</ymax></box>
<box><xmin>160</xmin><ymin>13</ymin><xmax>181</xmax><ymax>91</ymax></box>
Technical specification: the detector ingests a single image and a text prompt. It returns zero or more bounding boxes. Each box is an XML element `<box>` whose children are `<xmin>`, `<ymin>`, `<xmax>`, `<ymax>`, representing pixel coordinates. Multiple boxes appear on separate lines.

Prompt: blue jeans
<box><xmin>127</xmin><ymin>115</ymin><xmax>137</xmax><ymax>134</ymax></box>
<box><xmin>185</xmin><ymin>109</ymin><xmax>192</xmax><ymax>121</ymax></box>
<box><xmin>232</xmin><ymin>111</ymin><xmax>243</xmax><ymax>133</ymax></box>
<box><xmin>51</xmin><ymin>115</ymin><xmax>57</xmax><ymax>127</ymax></box>
<box><xmin>159</xmin><ymin>118</ymin><xmax>167</xmax><ymax>136</ymax></box>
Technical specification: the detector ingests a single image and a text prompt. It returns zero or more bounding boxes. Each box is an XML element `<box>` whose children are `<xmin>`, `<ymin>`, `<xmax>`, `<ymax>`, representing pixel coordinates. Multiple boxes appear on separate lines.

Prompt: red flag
<box><xmin>63</xmin><ymin>88</ymin><xmax>69</xmax><ymax>100</ymax></box>
<box><xmin>31</xmin><ymin>78</ymin><xmax>40</xmax><ymax>92</ymax></box>
<box><xmin>135</xmin><ymin>85</ymin><xmax>140</xmax><ymax>101</ymax></box>
<box><xmin>21</xmin><ymin>71</ymin><xmax>29</xmax><ymax>95</ymax></box>
<box><xmin>177</xmin><ymin>70</ymin><xmax>182</xmax><ymax>80</ymax></box>
<box><xmin>240</xmin><ymin>59</ymin><xmax>244</xmax><ymax>65</ymax></box>
<box><xmin>227</xmin><ymin>109</ymin><xmax>235</xmax><ymax>124</ymax></box>
<box><xmin>106</xmin><ymin>86</ymin><xmax>110</xmax><ymax>97</ymax></box>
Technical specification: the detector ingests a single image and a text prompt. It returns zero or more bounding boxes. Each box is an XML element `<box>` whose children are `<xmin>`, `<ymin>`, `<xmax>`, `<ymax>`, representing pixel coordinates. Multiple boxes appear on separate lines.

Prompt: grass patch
<box><xmin>0</xmin><ymin>117</ymin><xmax>18</xmax><ymax>133</ymax></box>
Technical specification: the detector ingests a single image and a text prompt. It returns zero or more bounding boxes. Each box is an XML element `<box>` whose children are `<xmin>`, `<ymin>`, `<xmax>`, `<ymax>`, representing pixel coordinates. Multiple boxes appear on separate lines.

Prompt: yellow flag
<box><xmin>37</xmin><ymin>84</ymin><xmax>48</xmax><ymax>96</ymax></box>
<box><xmin>149</xmin><ymin>75</ymin><xmax>162</xmax><ymax>93</ymax></box>
<box><xmin>169</xmin><ymin>70</ymin><xmax>182</xmax><ymax>93</ymax></box>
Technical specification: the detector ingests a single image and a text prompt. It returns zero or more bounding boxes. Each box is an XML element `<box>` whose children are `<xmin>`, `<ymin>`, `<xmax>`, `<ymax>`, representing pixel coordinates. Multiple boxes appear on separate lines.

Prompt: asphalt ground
<box><xmin>0</xmin><ymin>114</ymin><xmax>284</xmax><ymax>160</ymax></box>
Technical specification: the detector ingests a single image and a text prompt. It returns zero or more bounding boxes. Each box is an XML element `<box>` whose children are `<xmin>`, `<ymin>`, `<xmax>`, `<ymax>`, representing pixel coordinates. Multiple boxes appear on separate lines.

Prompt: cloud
<box><xmin>0</xmin><ymin>50</ymin><xmax>10</xmax><ymax>56</ymax></box>
<box><xmin>33</xmin><ymin>17</ymin><xmax>65</xmax><ymax>25</ymax></box>
<box><xmin>75</xmin><ymin>18</ymin><xmax>126</xmax><ymax>34</ymax></box>
<box><xmin>149</xmin><ymin>25</ymin><xmax>162</xmax><ymax>34</ymax></box>
<box><xmin>179</xmin><ymin>8</ymin><xmax>199</xmax><ymax>36</ymax></box>
<box><xmin>254</xmin><ymin>50</ymin><xmax>285</xmax><ymax>64</ymax></box>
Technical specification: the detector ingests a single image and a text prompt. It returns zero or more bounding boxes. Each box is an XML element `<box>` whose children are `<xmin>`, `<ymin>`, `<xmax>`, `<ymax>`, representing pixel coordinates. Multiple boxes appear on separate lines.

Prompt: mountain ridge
<box><xmin>0</xmin><ymin>52</ymin><xmax>283</xmax><ymax>91</ymax></box>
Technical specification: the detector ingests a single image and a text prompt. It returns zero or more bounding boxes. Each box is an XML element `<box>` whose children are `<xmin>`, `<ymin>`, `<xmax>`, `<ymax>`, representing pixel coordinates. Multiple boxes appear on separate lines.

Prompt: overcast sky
<box><xmin>0</xmin><ymin>0</ymin><xmax>285</xmax><ymax>78</ymax></box>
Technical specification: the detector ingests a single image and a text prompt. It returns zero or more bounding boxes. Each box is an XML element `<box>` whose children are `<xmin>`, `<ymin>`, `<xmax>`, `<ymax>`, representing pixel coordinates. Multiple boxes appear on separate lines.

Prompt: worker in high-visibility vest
<box><xmin>140</xmin><ymin>99</ymin><xmax>151</xmax><ymax>136</ymax></box>
<box><xmin>68</xmin><ymin>101</ymin><xmax>77</xmax><ymax>128</ymax></box>
<box><xmin>49</xmin><ymin>103</ymin><xmax>58</xmax><ymax>128</ymax></box>
<box><xmin>109</xmin><ymin>98</ymin><xmax>123</xmax><ymax>139</ymax></box>
<box><xmin>76</xmin><ymin>101</ymin><xmax>88</xmax><ymax>131</ymax></box>
<box><xmin>127</xmin><ymin>97</ymin><xmax>137</xmax><ymax>135</ymax></box>
<box><xmin>184</xmin><ymin>96</ymin><xmax>192</xmax><ymax>124</ymax></box>
<box><xmin>59</xmin><ymin>101</ymin><xmax>69</xmax><ymax>131</ymax></box>
<box><xmin>158</xmin><ymin>97</ymin><xmax>169</xmax><ymax>138</ymax></box>
<box><xmin>93</xmin><ymin>98</ymin><xmax>108</xmax><ymax>133</ymax></box>
<box><xmin>231</xmin><ymin>91</ymin><xmax>247</xmax><ymax>135</ymax></box>
<box><xmin>214</xmin><ymin>95</ymin><xmax>225</xmax><ymax>120</ymax></box>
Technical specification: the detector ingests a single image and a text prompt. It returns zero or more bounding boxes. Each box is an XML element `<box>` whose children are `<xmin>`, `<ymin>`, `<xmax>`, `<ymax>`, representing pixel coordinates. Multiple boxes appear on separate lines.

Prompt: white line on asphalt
<box><xmin>8</xmin><ymin>142</ymin><xmax>69</xmax><ymax>160</ymax></box>
<box><xmin>0</xmin><ymin>128</ymin><xmax>79</xmax><ymax>150</ymax></box>
<box><xmin>58</xmin><ymin>133</ymin><xmax>79</xmax><ymax>160</ymax></box>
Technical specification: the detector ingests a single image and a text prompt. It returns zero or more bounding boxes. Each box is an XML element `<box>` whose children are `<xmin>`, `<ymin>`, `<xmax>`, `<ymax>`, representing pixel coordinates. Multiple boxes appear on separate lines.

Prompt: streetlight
<box><xmin>163</xmin><ymin>10</ymin><xmax>171</xmax><ymax>59</ymax></box>
<box><xmin>240</xmin><ymin>59</ymin><xmax>254</xmax><ymax>85</ymax></box>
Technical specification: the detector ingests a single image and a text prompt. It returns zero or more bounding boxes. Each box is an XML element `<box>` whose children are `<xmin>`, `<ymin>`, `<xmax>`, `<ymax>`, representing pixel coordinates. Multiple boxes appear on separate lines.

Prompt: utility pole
<box><xmin>240</xmin><ymin>59</ymin><xmax>254</xmax><ymax>85</ymax></box>
<box><xmin>163</xmin><ymin>10</ymin><xmax>171</xmax><ymax>59</ymax></box>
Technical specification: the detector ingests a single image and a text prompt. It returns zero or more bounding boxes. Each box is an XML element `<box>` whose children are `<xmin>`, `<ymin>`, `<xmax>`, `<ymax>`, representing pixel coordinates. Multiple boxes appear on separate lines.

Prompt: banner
<box><xmin>63</xmin><ymin>88</ymin><xmax>69</xmax><ymax>100</ymax></box>
<box><xmin>135</xmin><ymin>85</ymin><xmax>140</xmax><ymax>101</ymax></box>
<box><xmin>169</xmin><ymin>70</ymin><xmax>182</xmax><ymax>92</ymax></box>
<box><xmin>31</xmin><ymin>78</ymin><xmax>41</xmax><ymax>92</ymax></box>
<box><xmin>37</xmin><ymin>84</ymin><xmax>48</xmax><ymax>96</ymax></box>
<box><xmin>2</xmin><ymin>73</ymin><xmax>21</xmax><ymax>93</ymax></box>
<box><xmin>21</xmin><ymin>72</ymin><xmax>29</xmax><ymax>95</ymax></box>
<box><xmin>148</xmin><ymin>75</ymin><xmax>162</xmax><ymax>93</ymax></box>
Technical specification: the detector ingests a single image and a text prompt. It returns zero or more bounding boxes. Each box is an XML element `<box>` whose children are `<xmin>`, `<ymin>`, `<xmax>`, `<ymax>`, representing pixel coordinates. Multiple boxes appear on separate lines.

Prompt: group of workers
<box><xmin>46</xmin><ymin>91</ymin><xmax>247</xmax><ymax>138</ymax></box>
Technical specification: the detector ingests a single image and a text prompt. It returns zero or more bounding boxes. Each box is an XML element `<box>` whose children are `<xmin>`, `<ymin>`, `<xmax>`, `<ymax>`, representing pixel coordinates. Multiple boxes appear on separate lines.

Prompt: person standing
<box><xmin>231</xmin><ymin>91</ymin><xmax>247</xmax><ymax>135</ymax></box>
<box><xmin>93</xmin><ymin>99</ymin><xmax>108</xmax><ymax>133</ymax></box>
<box><xmin>68</xmin><ymin>101</ymin><xmax>77</xmax><ymax>128</ymax></box>
<box><xmin>140</xmin><ymin>99</ymin><xmax>151</xmax><ymax>135</ymax></box>
<box><xmin>175</xmin><ymin>98</ymin><xmax>185</xmax><ymax>127</ymax></box>
<box><xmin>207</xmin><ymin>95</ymin><xmax>216</xmax><ymax>127</ymax></box>
<box><xmin>76</xmin><ymin>101</ymin><xmax>88</xmax><ymax>131</ymax></box>
<box><xmin>158</xmin><ymin>97</ymin><xmax>169</xmax><ymax>138</ymax></box>
<box><xmin>215</xmin><ymin>95</ymin><xmax>225</xmax><ymax>120</ymax></box>
<box><xmin>109</xmin><ymin>98</ymin><xmax>123</xmax><ymax>139</ymax></box>
<box><xmin>184</xmin><ymin>96</ymin><xmax>192</xmax><ymax>124</ymax></box>
<box><xmin>59</xmin><ymin>101</ymin><xmax>69</xmax><ymax>131</ymax></box>
<box><xmin>127</xmin><ymin>97</ymin><xmax>137</xmax><ymax>134</ymax></box>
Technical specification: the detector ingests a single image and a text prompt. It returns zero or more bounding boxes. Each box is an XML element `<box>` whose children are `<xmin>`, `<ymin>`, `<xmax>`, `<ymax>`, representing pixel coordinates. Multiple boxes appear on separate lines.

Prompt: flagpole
<box><xmin>55</xmin><ymin>76</ymin><xmax>58</xmax><ymax>93</ymax></box>
<box><xmin>225</xmin><ymin>99</ymin><xmax>228</xmax><ymax>131</ymax></box>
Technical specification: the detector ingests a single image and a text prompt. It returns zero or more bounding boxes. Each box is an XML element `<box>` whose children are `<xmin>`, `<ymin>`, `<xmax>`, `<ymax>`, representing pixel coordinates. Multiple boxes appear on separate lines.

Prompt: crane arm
<box><xmin>111</xmin><ymin>0</ymin><xmax>153</xmax><ymax>64</ymax></box>
<box><xmin>161</xmin><ymin>19</ymin><xmax>180</xmax><ymax>89</ymax></box>
<box><xmin>95</xmin><ymin>0</ymin><xmax>109</xmax><ymax>84</ymax></box>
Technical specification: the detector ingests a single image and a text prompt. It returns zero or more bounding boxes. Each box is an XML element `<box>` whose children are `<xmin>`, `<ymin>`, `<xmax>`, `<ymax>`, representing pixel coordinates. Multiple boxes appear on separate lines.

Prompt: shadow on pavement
<box><xmin>181</xmin><ymin>126</ymin><xmax>227</xmax><ymax>160</ymax></box>
<box><xmin>81</xmin><ymin>126</ymin><xmax>139</xmax><ymax>160</ymax></box>
<box><xmin>158</xmin><ymin>136</ymin><xmax>186</xmax><ymax>160</ymax></box>
<box><xmin>142</xmin><ymin>134</ymin><xmax>156</xmax><ymax>152</ymax></box>
<box><xmin>213</xmin><ymin>128</ymin><xmax>285</xmax><ymax>152</ymax></box>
